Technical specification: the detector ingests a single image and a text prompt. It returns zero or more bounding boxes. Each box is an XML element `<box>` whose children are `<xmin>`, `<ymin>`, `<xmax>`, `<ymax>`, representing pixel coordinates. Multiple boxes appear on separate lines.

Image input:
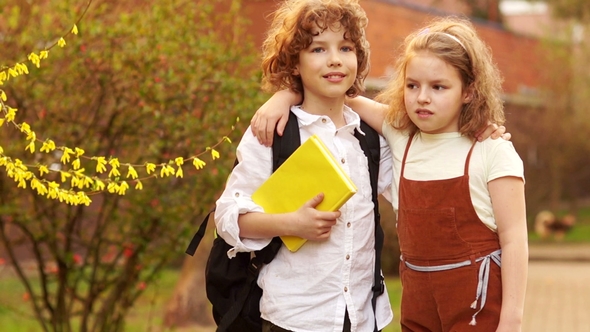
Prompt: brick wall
<box><xmin>243</xmin><ymin>0</ymin><xmax>543</xmax><ymax>97</ymax></box>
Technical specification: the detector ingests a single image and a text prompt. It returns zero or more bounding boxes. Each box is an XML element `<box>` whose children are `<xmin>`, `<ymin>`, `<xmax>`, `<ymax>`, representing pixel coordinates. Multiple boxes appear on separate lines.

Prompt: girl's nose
<box><xmin>417</xmin><ymin>88</ymin><xmax>430</xmax><ymax>104</ymax></box>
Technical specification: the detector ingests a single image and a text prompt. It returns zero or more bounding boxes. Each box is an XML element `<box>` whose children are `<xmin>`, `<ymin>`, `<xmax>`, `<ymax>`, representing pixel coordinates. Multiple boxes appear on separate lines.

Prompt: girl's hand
<box><xmin>477</xmin><ymin>123</ymin><xmax>511</xmax><ymax>141</ymax></box>
<box><xmin>251</xmin><ymin>90</ymin><xmax>302</xmax><ymax>147</ymax></box>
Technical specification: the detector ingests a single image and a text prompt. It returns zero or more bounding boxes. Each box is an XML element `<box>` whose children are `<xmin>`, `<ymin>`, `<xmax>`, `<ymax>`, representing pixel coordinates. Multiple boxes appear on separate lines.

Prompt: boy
<box><xmin>214</xmin><ymin>0</ymin><xmax>394</xmax><ymax>331</ymax></box>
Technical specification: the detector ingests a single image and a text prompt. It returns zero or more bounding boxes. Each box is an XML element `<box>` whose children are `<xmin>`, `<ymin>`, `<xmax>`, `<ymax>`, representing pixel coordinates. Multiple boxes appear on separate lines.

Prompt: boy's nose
<box><xmin>328</xmin><ymin>53</ymin><xmax>342</xmax><ymax>67</ymax></box>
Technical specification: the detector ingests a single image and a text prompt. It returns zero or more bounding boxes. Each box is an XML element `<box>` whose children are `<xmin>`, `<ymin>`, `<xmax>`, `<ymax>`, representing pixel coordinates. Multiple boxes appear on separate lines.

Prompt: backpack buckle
<box><xmin>248</xmin><ymin>256</ymin><xmax>263</xmax><ymax>275</ymax></box>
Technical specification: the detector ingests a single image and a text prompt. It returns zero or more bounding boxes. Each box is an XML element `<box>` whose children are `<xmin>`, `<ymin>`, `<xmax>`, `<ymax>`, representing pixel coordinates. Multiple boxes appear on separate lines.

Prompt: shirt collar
<box><xmin>290</xmin><ymin>105</ymin><xmax>363</xmax><ymax>135</ymax></box>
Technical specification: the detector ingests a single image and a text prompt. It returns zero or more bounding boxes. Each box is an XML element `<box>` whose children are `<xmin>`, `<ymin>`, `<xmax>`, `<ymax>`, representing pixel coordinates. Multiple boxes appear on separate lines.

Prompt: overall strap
<box><xmin>354</xmin><ymin>120</ymin><xmax>382</xmax><ymax>332</ymax></box>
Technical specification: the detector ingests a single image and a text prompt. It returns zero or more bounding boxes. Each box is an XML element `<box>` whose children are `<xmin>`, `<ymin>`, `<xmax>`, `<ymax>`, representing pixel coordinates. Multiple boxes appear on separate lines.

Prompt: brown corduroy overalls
<box><xmin>398</xmin><ymin>134</ymin><xmax>502</xmax><ymax>332</ymax></box>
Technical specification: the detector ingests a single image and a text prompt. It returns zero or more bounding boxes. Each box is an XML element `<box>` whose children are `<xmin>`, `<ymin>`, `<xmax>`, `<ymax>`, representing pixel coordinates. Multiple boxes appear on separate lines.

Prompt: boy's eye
<box><xmin>433</xmin><ymin>85</ymin><xmax>445</xmax><ymax>90</ymax></box>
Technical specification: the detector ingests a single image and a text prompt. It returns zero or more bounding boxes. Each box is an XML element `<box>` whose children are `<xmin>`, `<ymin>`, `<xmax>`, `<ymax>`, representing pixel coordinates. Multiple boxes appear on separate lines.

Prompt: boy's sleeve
<box><xmin>214</xmin><ymin>128</ymin><xmax>275</xmax><ymax>258</ymax></box>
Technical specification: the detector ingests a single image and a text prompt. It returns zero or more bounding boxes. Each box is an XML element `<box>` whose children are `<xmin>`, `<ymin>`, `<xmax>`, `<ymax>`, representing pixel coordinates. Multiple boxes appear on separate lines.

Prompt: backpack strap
<box><xmin>255</xmin><ymin>110</ymin><xmax>300</xmax><ymax>263</ymax></box>
<box><xmin>185</xmin><ymin>210</ymin><xmax>213</xmax><ymax>256</ymax></box>
<box><xmin>354</xmin><ymin>121</ymin><xmax>383</xmax><ymax>332</ymax></box>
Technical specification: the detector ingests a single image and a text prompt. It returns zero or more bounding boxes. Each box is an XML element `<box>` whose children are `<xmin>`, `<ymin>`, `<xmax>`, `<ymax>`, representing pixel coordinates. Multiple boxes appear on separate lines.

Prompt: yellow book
<box><xmin>252</xmin><ymin>134</ymin><xmax>357</xmax><ymax>252</ymax></box>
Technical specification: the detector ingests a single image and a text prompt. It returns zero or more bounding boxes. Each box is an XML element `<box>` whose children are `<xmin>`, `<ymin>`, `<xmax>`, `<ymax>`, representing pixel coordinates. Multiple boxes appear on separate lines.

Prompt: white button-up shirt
<box><xmin>215</xmin><ymin>105</ymin><xmax>393</xmax><ymax>332</ymax></box>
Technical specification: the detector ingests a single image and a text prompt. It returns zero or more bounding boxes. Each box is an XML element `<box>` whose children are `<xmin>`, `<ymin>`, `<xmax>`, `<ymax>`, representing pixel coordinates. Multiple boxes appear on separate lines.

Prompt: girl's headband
<box><xmin>418</xmin><ymin>28</ymin><xmax>467</xmax><ymax>51</ymax></box>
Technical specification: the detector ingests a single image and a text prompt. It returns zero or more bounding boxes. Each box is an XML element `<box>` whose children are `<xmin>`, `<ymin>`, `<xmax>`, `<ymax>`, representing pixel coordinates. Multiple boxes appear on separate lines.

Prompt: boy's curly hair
<box><xmin>377</xmin><ymin>16</ymin><xmax>505</xmax><ymax>138</ymax></box>
<box><xmin>261</xmin><ymin>0</ymin><xmax>370</xmax><ymax>98</ymax></box>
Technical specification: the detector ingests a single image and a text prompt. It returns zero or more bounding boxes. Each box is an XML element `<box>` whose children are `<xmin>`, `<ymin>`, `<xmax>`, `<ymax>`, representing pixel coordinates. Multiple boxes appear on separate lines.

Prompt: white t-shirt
<box><xmin>215</xmin><ymin>106</ymin><xmax>394</xmax><ymax>332</ymax></box>
<box><xmin>382</xmin><ymin>124</ymin><xmax>524</xmax><ymax>231</ymax></box>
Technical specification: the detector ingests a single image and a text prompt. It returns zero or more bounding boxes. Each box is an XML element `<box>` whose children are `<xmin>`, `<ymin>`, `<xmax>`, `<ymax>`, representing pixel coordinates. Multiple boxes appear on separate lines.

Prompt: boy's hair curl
<box><xmin>261</xmin><ymin>0</ymin><xmax>370</xmax><ymax>98</ymax></box>
<box><xmin>377</xmin><ymin>16</ymin><xmax>505</xmax><ymax>137</ymax></box>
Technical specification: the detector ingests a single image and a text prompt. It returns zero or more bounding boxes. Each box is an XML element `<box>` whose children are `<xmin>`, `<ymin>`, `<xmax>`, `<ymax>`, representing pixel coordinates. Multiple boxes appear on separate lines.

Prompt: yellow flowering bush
<box><xmin>0</xmin><ymin>0</ymin><xmax>267</xmax><ymax>331</ymax></box>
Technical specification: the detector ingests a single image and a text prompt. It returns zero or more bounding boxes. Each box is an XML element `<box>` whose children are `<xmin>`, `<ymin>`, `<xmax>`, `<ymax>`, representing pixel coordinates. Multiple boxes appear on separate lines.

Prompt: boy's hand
<box><xmin>291</xmin><ymin>193</ymin><xmax>340</xmax><ymax>240</ymax></box>
<box><xmin>477</xmin><ymin>123</ymin><xmax>511</xmax><ymax>141</ymax></box>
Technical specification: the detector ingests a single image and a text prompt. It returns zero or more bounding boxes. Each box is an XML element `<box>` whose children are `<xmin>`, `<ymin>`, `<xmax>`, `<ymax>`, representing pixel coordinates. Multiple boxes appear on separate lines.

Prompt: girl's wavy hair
<box><xmin>377</xmin><ymin>16</ymin><xmax>505</xmax><ymax>138</ymax></box>
<box><xmin>261</xmin><ymin>0</ymin><xmax>370</xmax><ymax>98</ymax></box>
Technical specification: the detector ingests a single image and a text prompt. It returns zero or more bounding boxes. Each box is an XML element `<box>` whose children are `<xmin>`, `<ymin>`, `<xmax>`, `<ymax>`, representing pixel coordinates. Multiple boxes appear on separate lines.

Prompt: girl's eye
<box><xmin>433</xmin><ymin>85</ymin><xmax>445</xmax><ymax>91</ymax></box>
<box><xmin>341</xmin><ymin>46</ymin><xmax>354</xmax><ymax>52</ymax></box>
<box><xmin>311</xmin><ymin>47</ymin><xmax>324</xmax><ymax>53</ymax></box>
<box><xmin>406</xmin><ymin>83</ymin><xmax>417</xmax><ymax>89</ymax></box>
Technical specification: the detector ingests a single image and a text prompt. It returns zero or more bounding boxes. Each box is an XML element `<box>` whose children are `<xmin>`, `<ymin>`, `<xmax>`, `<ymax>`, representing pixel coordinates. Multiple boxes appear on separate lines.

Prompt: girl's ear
<box><xmin>462</xmin><ymin>85</ymin><xmax>474</xmax><ymax>104</ymax></box>
<box><xmin>293</xmin><ymin>66</ymin><xmax>300</xmax><ymax>76</ymax></box>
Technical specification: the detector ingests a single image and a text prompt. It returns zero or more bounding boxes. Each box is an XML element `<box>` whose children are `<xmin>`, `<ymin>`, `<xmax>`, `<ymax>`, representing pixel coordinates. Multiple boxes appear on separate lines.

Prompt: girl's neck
<box><xmin>300</xmin><ymin>96</ymin><xmax>347</xmax><ymax>128</ymax></box>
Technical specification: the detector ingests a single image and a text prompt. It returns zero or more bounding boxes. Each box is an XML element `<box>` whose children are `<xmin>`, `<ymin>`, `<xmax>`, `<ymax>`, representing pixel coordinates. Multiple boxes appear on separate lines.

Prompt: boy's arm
<box><xmin>238</xmin><ymin>193</ymin><xmax>340</xmax><ymax>240</ymax></box>
<box><xmin>488</xmin><ymin>177</ymin><xmax>528</xmax><ymax>331</ymax></box>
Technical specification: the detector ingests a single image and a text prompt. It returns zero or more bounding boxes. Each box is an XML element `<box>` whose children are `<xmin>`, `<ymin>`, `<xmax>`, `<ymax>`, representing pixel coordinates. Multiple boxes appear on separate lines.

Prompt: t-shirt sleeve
<box><xmin>486</xmin><ymin>140</ymin><xmax>525</xmax><ymax>183</ymax></box>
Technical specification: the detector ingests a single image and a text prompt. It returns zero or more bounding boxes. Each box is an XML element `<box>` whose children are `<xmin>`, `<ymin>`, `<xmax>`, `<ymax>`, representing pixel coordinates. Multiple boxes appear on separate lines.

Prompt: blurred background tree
<box><xmin>506</xmin><ymin>0</ymin><xmax>590</xmax><ymax>216</ymax></box>
<box><xmin>0</xmin><ymin>0</ymin><xmax>265</xmax><ymax>331</ymax></box>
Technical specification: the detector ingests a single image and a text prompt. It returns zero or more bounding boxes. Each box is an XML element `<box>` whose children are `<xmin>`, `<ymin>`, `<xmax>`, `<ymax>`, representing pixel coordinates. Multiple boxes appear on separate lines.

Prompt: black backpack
<box><xmin>186</xmin><ymin>111</ymin><xmax>384</xmax><ymax>332</ymax></box>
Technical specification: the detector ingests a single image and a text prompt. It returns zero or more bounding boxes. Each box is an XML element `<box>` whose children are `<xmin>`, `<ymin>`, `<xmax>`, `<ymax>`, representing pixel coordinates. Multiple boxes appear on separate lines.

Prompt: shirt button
<box><xmin>341</xmin><ymin>158</ymin><xmax>345</xmax><ymax>164</ymax></box>
<box><xmin>346</xmin><ymin>254</ymin><xmax>350</xmax><ymax>260</ymax></box>
<box><xmin>344</xmin><ymin>286</ymin><xmax>348</xmax><ymax>292</ymax></box>
<box><xmin>347</xmin><ymin>222</ymin><xmax>351</xmax><ymax>228</ymax></box>
<box><xmin>234</xmin><ymin>192</ymin><xmax>240</xmax><ymax>197</ymax></box>
<box><xmin>321</xmin><ymin>118</ymin><xmax>327</xmax><ymax>123</ymax></box>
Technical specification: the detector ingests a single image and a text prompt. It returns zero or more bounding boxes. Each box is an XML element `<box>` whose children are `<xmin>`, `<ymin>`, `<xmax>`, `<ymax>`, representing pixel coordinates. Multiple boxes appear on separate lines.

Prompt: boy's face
<box><xmin>294</xmin><ymin>25</ymin><xmax>357</xmax><ymax>101</ymax></box>
<box><xmin>403</xmin><ymin>50</ymin><xmax>471</xmax><ymax>134</ymax></box>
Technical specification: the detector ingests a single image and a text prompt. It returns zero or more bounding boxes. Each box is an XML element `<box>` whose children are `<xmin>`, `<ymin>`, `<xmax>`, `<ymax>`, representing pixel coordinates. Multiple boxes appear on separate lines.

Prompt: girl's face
<box><xmin>403</xmin><ymin>50</ymin><xmax>471</xmax><ymax>134</ymax></box>
<box><xmin>295</xmin><ymin>25</ymin><xmax>357</xmax><ymax>103</ymax></box>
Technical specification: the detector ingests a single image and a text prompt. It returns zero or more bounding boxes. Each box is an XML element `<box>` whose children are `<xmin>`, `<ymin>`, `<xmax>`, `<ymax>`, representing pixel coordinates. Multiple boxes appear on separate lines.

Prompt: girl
<box><xmin>251</xmin><ymin>16</ymin><xmax>527</xmax><ymax>332</ymax></box>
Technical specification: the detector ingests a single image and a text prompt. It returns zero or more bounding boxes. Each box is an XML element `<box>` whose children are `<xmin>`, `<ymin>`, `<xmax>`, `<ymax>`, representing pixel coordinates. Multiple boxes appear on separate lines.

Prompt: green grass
<box><xmin>528</xmin><ymin>206</ymin><xmax>590</xmax><ymax>243</ymax></box>
<box><xmin>0</xmin><ymin>267</ymin><xmax>403</xmax><ymax>332</ymax></box>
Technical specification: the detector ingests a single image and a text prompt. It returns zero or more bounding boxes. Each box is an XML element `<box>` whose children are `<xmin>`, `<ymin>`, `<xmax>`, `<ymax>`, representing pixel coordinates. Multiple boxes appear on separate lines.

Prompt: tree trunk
<box><xmin>163</xmin><ymin>238</ymin><xmax>214</xmax><ymax>329</ymax></box>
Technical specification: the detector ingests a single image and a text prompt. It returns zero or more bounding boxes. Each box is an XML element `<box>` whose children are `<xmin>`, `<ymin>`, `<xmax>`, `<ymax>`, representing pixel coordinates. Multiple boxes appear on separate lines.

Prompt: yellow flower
<box><xmin>94</xmin><ymin>157</ymin><xmax>107</xmax><ymax>173</ymax></box>
<box><xmin>126</xmin><ymin>165</ymin><xmax>138</xmax><ymax>179</ymax></box>
<box><xmin>72</xmin><ymin>25</ymin><xmax>79</xmax><ymax>35</ymax></box>
<box><xmin>0</xmin><ymin>119</ymin><xmax>4</xmax><ymax>127</ymax></box>
<box><xmin>146</xmin><ymin>163</ymin><xmax>156</xmax><ymax>174</ymax></box>
<box><xmin>75</xmin><ymin>147</ymin><xmax>85</xmax><ymax>157</ymax></box>
<box><xmin>160</xmin><ymin>165</ymin><xmax>174</xmax><ymax>177</ymax></box>
<box><xmin>58</xmin><ymin>38</ymin><xmax>66</xmax><ymax>48</ymax></box>
<box><xmin>108</xmin><ymin>166</ymin><xmax>121</xmax><ymax>178</ymax></box>
<box><xmin>39</xmin><ymin>165</ymin><xmax>49</xmax><ymax>176</ymax></box>
<box><xmin>83</xmin><ymin>176</ymin><xmax>93</xmax><ymax>188</ymax></box>
<box><xmin>60</xmin><ymin>171</ymin><xmax>71</xmax><ymax>183</ymax></box>
<box><xmin>15</xmin><ymin>63</ymin><xmax>29</xmax><ymax>75</ymax></box>
<box><xmin>117</xmin><ymin>181</ymin><xmax>129</xmax><ymax>195</ymax></box>
<box><xmin>39</xmin><ymin>50</ymin><xmax>49</xmax><ymax>59</ymax></box>
<box><xmin>60</xmin><ymin>148</ymin><xmax>74</xmax><ymax>164</ymax></box>
<box><xmin>109</xmin><ymin>158</ymin><xmax>120</xmax><ymax>168</ymax></box>
<box><xmin>25</xmin><ymin>141</ymin><xmax>35</xmax><ymax>153</ymax></box>
<box><xmin>175</xmin><ymin>166</ymin><xmax>184</xmax><ymax>178</ymax></box>
<box><xmin>193</xmin><ymin>158</ymin><xmax>206</xmax><ymax>170</ymax></box>
<box><xmin>1</xmin><ymin>90</ymin><xmax>8</xmax><ymax>101</ymax></box>
<box><xmin>135</xmin><ymin>180</ymin><xmax>143</xmax><ymax>190</ymax></box>
<box><xmin>72</xmin><ymin>158</ymin><xmax>81</xmax><ymax>170</ymax></box>
<box><xmin>211</xmin><ymin>148</ymin><xmax>220</xmax><ymax>160</ymax></box>
<box><xmin>95</xmin><ymin>179</ymin><xmax>105</xmax><ymax>191</ymax></box>
<box><xmin>41</xmin><ymin>140</ymin><xmax>56</xmax><ymax>153</ymax></box>
<box><xmin>28</xmin><ymin>53</ymin><xmax>41</xmax><ymax>68</ymax></box>
<box><xmin>175</xmin><ymin>157</ymin><xmax>184</xmax><ymax>167</ymax></box>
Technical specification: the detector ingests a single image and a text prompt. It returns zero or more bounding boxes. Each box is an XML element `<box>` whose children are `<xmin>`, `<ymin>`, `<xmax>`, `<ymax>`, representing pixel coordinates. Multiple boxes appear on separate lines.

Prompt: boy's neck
<box><xmin>300</xmin><ymin>96</ymin><xmax>347</xmax><ymax>128</ymax></box>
